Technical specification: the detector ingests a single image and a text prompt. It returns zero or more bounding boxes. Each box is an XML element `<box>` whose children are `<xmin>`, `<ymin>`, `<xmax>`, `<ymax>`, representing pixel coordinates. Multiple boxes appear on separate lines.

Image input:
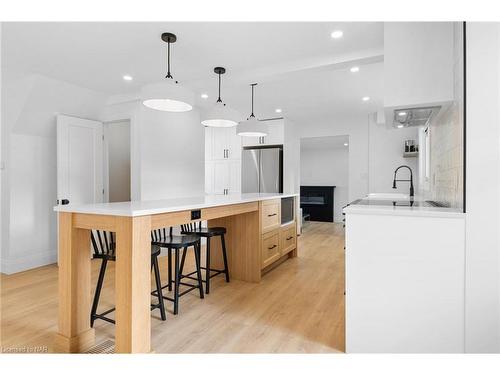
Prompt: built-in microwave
<box><xmin>281</xmin><ymin>197</ymin><xmax>294</xmax><ymax>225</ymax></box>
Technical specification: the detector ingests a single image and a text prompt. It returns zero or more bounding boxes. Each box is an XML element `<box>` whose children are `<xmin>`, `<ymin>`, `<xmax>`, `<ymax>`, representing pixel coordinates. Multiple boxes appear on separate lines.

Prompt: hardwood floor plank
<box><xmin>0</xmin><ymin>222</ymin><xmax>345</xmax><ymax>353</ymax></box>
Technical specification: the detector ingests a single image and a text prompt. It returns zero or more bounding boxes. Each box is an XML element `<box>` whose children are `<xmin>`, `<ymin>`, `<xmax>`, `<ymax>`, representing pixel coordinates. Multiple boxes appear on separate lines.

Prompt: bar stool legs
<box><xmin>90</xmin><ymin>259</ymin><xmax>108</xmax><ymax>328</ymax></box>
<box><xmin>152</xmin><ymin>255</ymin><xmax>166</xmax><ymax>321</ymax></box>
<box><xmin>221</xmin><ymin>234</ymin><xmax>230</xmax><ymax>283</ymax></box>
<box><xmin>206</xmin><ymin>238</ymin><xmax>211</xmax><ymax>294</ymax></box>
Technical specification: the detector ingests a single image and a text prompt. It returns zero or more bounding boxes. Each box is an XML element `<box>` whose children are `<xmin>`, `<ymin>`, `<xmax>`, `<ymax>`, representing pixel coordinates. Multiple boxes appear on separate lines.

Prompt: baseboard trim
<box><xmin>1</xmin><ymin>250</ymin><xmax>57</xmax><ymax>275</ymax></box>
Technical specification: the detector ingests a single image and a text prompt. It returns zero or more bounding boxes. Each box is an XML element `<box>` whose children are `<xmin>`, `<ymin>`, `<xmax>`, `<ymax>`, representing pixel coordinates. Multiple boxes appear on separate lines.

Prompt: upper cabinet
<box><xmin>205</xmin><ymin>126</ymin><xmax>242</xmax><ymax>160</ymax></box>
<box><xmin>241</xmin><ymin>119</ymin><xmax>285</xmax><ymax>147</ymax></box>
<box><xmin>384</xmin><ymin>22</ymin><xmax>454</xmax><ymax>111</ymax></box>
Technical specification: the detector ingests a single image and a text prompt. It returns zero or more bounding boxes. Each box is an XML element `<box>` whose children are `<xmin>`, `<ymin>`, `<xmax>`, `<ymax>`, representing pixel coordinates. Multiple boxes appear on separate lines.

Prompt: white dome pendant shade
<box><xmin>201</xmin><ymin>67</ymin><xmax>240</xmax><ymax>127</ymax></box>
<box><xmin>141</xmin><ymin>32</ymin><xmax>194</xmax><ymax>112</ymax></box>
<box><xmin>237</xmin><ymin>83</ymin><xmax>268</xmax><ymax>137</ymax></box>
<box><xmin>142</xmin><ymin>80</ymin><xmax>194</xmax><ymax>112</ymax></box>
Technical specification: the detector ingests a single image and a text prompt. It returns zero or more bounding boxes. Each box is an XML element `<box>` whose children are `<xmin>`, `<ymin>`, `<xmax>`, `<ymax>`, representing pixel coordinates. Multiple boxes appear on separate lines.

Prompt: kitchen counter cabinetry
<box><xmin>205</xmin><ymin>127</ymin><xmax>241</xmax><ymax>194</ymax></box>
<box><xmin>344</xmin><ymin>205</ymin><xmax>465</xmax><ymax>353</ymax></box>
<box><xmin>260</xmin><ymin>198</ymin><xmax>297</xmax><ymax>270</ymax></box>
<box><xmin>241</xmin><ymin>119</ymin><xmax>284</xmax><ymax>147</ymax></box>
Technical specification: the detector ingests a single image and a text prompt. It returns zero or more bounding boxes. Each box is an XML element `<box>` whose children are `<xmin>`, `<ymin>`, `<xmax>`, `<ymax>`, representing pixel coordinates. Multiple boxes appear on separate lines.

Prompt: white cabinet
<box><xmin>205</xmin><ymin>126</ymin><xmax>241</xmax><ymax>160</ymax></box>
<box><xmin>205</xmin><ymin>126</ymin><xmax>242</xmax><ymax>194</ymax></box>
<box><xmin>205</xmin><ymin>160</ymin><xmax>241</xmax><ymax>194</ymax></box>
<box><xmin>241</xmin><ymin>119</ymin><xmax>284</xmax><ymax>147</ymax></box>
<box><xmin>384</xmin><ymin>22</ymin><xmax>454</xmax><ymax>110</ymax></box>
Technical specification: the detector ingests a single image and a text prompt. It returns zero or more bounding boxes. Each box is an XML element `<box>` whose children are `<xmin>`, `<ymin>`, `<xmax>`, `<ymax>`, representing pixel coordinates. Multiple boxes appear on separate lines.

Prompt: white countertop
<box><xmin>54</xmin><ymin>193</ymin><xmax>298</xmax><ymax>217</ymax></box>
<box><xmin>343</xmin><ymin>198</ymin><xmax>465</xmax><ymax>218</ymax></box>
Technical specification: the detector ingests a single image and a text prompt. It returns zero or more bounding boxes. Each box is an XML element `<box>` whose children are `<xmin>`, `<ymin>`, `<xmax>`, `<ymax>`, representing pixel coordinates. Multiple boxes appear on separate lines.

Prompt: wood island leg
<box><xmin>114</xmin><ymin>216</ymin><xmax>152</xmax><ymax>353</ymax></box>
<box><xmin>54</xmin><ymin>212</ymin><xmax>95</xmax><ymax>353</ymax></box>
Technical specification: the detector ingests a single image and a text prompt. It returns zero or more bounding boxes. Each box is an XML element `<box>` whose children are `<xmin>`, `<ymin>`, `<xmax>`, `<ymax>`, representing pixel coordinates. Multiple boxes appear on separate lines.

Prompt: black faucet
<box><xmin>392</xmin><ymin>165</ymin><xmax>414</xmax><ymax>198</ymax></box>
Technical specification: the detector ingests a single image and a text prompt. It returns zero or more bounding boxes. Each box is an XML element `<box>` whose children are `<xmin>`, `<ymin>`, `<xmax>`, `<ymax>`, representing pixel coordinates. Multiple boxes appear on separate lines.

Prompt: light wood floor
<box><xmin>0</xmin><ymin>221</ymin><xmax>345</xmax><ymax>353</ymax></box>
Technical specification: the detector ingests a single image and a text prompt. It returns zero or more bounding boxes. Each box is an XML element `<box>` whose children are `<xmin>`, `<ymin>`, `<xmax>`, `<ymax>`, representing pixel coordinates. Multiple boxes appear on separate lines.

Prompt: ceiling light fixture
<box><xmin>201</xmin><ymin>67</ymin><xmax>241</xmax><ymax>128</ymax></box>
<box><xmin>344</xmin><ymin>143</ymin><xmax>349</xmax><ymax>146</ymax></box>
<box><xmin>362</xmin><ymin>96</ymin><xmax>370</xmax><ymax>102</ymax></box>
<box><xmin>398</xmin><ymin>111</ymin><xmax>407</xmax><ymax>116</ymax></box>
<box><xmin>397</xmin><ymin>124</ymin><xmax>405</xmax><ymax>129</ymax></box>
<box><xmin>141</xmin><ymin>32</ymin><xmax>194</xmax><ymax>112</ymax></box>
<box><xmin>123</xmin><ymin>75</ymin><xmax>133</xmax><ymax>81</ymax></box>
<box><xmin>275</xmin><ymin>108</ymin><xmax>282</xmax><ymax>113</ymax></box>
<box><xmin>350</xmin><ymin>66</ymin><xmax>359</xmax><ymax>73</ymax></box>
<box><xmin>201</xmin><ymin>93</ymin><xmax>209</xmax><ymax>99</ymax></box>
<box><xmin>237</xmin><ymin>83</ymin><xmax>268</xmax><ymax>137</ymax></box>
<box><xmin>331</xmin><ymin>30</ymin><xmax>344</xmax><ymax>39</ymax></box>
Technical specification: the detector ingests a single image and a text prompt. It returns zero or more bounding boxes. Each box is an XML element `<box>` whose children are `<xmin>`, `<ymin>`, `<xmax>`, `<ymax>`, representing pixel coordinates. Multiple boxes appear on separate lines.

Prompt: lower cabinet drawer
<box><xmin>261</xmin><ymin>229</ymin><xmax>281</xmax><ymax>269</ymax></box>
<box><xmin>280</xmin><ymin>223</ymin><xmax>296</xmax><ymax>255</ymax></box>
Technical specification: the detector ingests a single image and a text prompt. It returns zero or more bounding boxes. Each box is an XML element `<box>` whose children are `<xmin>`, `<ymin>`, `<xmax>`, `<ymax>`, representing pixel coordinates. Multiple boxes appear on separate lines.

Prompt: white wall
<box><xmin>300</xmin><ymin>145</ymin><xmax>348</xmax><ymax>222</ymax></box>
<box><xmin>137</xmin><ymin>105</ymin><xmax>204</xmax><ymax>200</ymax></box>
<box><xmin>368</xmin><ymin>113</ymin><xmax>419</xmax><ymax>195</ymax></box>
<box><xmin>465</xmin><ymin>22</ymin><xmax>500</xmax><ymax>353</ymax></box>
<box><xmin>0</xmin><ymin>68</ymin><xmax>107</xmax><ymax>274</ymax></box>
<box><xmin>105</xmin><ymin>120</ymin><xmax>131</xmax><ymax>202</ymax></box>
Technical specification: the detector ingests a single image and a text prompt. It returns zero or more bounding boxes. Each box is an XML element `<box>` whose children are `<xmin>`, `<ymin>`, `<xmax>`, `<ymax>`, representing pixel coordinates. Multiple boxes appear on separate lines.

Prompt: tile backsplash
<box><xmin>428</xmin><ymin>23</ymin><xmax>464</xmax><ymax>209</ymax></box>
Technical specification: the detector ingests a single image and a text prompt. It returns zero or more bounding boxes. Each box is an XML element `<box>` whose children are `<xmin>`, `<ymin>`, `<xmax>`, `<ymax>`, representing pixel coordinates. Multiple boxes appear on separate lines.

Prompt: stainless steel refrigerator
<box><xmin>241</xmin><ymin>147</ymin><xmax>283</xmax><ymax>193</ymax></box>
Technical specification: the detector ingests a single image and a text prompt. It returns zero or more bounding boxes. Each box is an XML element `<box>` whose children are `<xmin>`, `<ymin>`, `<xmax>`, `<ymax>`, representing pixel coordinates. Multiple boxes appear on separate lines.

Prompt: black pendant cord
<box><xmin>166</xmin><ymin>41</ymin><xmax>173</xmax><ymax>79</ymax></box>
<box><xmin>217</xmin><ymin>72</ymin><xmax>222</xmax><ymax>103</ymax></box>
<box><xmin>249</xmin><ymin>83</ymin><xmax>257</xmax><ymax>118</ymax></box>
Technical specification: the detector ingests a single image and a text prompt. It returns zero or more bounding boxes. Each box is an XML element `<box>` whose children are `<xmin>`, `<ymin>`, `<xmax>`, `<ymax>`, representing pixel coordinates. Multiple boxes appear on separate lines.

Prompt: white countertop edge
<box><xmin>343</xmin><ymin>205</ymin><xmax>465</xmax><ymax>219</ymax></box>
<box><xmin>54</xmin><ymin>193</ymin><xmax>299</xmax><ymax>217</ymax></box>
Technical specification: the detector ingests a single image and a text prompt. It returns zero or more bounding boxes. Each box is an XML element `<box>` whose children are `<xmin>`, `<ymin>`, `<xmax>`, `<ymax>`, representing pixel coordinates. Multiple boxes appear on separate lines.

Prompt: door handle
<box><xmin>61</xmin><ymin>199</ymin><xmax>70</xmax><ymax>205</ymax></box>
<box><xmin>268</xmin><ymin>244</ymin><xmax>277</xmax><ymax>250</ymax></box>
<box><xmin>223</xmin><ymin>149</ymin><xmax>227</xmax><ymax>158</ymax></box>
<box><xmin>286</xmin><ymin>236</ymin><xmax>293</xmax><ymax>240</ymax></box>
<box><xmin>226</xmin><ymin>149</ymin><xmax>230</xmax><ymax>158</ymax></box>
<box><xmin>267</xmin><ymin>213</ymin><xmax>277</xmax><ymax>217</ymax></box>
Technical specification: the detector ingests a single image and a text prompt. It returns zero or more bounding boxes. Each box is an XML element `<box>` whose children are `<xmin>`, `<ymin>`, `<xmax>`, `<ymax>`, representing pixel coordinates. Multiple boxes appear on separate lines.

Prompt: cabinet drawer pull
<box><xmin>286</xmin><ymin>236</ymin><xmax>293</xmax><ymax>240</ymax></box>
<box><xmin>268</xmin><ymin>244</ymin><xmax>277</xmax><ymax>250</ymax></box>
<box><xmin>267</xmin><ymin>213</ymin><xmax>277</xmax><ymax>217</ymax></box>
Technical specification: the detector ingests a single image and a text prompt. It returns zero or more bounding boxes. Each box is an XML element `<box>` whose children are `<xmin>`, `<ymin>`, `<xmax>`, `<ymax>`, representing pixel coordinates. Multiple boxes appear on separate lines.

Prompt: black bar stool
<box><xmin>151</xmin><ymin>227</ymin><xmax>204</xmax><ymax>315</ymax></box>
<box><xmin>90</xmin><ymin>230</ymin><xmax>166</xmax><ymax>327</ymax></box>
<box><xmin>181</xmin><ymin>222</ymin><xmax>230</xmax><ymax>294</ymax></box>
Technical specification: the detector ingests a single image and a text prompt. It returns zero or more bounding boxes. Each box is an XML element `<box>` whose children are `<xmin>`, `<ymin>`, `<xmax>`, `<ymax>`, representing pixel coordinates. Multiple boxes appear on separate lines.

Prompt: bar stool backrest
<box><xmin>151</xmin><ymin>227</ymin><xmax>174</xmax><ymax>242</ymax></box>
<box><xmin>91</xmin><ymin>230</ymin><xmax>115</xmax><ymax>257</ymax></box>
<box><xmin>181</xmin><ymin>221</ymin><xmax>202</xmax><ymax>233</ymax></box>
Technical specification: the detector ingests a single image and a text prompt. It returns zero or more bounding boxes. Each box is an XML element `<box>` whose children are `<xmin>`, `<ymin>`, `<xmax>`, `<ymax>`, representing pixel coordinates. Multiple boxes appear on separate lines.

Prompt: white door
<box><xmin>212</xmin><ymin>127</ymin><xmax>228</xmax><ymax>160</ymax></box>
<box><xmin>213</xmin><ymin>160</ymin><xmax>229</xmax><ymax>194</ymax></box>
<box><xmin>228</xmin><ymin>160</ymin><xmax>241</xmax><ymax>193</ymax></box>
<box><xmin>226</xmin><ymin>127</ymin><xmax>242</xmax><ymax>160</ymax></box>
<box><xmin>57</xmin><ymin>114</ymin><xmax>104</xmax><ymax>207</ymax></box>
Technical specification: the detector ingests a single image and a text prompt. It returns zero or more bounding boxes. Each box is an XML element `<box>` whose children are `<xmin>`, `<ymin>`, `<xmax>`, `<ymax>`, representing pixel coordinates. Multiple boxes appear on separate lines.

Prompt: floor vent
<box><xmin>85</xmin><ymin>339</ymin><xmax>115</xmax><ymax>354</ymax></box>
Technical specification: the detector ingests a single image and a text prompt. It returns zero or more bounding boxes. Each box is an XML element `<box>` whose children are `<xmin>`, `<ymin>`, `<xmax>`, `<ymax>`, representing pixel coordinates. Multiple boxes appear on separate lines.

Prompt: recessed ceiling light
<box><xmin>397</xmin><ymin>124</ymin><xmax>405</xmax><ymax>129</ymax></box>
<box><xmin>398</xmin><ymin>111</ymin><xmax>407</xmax><ymax>116</ymax></box>
<box><xmin>350</xmin><ymin>66</ymin><xmax>360</xmax><ymax>73</ymax></box>
<box><xmin>123</xmin><ymin>75</ymin><xmax>133</xmax><ymax>81</ymax></box>
<box><xmin>275</xmin><ymin>108</ymin><xmax>282</xmax><ymax>113</ymax></box>
<box><xmin>331</xmin><ymin>30</ymin><xmax>343</xmax><ymax>39</ymax></box>
<box><xmin>362</xmin><ymin>96</ymin><xmax>370</xmax><ymax>102</ymax></box>
<box><xmin>344</xmin><ymin>143</ymin><xmax>349</xmax><ymax>146</ymax></box>
<box><xmin>201</xmin><ymin>93</ymin><xmax>209</xmax><ymax>99</ymax></box>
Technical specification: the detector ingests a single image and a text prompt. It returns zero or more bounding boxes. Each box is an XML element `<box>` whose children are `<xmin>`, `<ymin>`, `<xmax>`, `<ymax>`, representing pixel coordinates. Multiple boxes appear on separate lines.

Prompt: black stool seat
<box><xmin>181</xmin><ymin>226</ymin><xmax>226</xmax><ymax>237</ymax></box>
<box><xmin>90</xmin><ymin>231</ymin><xmax>166</xmax><ymax>327</ymax></box>
<box><xmin>92</xmin><ymin>242</ymin><xmax>161</xmax><ymax>260</ymax></box>
<box><xmin>151</xmin><ymin>227</ymin><xmax>204</xmax><ymax>315</ymax></box>
<box><xmin>180</xmin><ymin>222</ymin><xmax>230</xmax><ymax>294</ymax></box>
<box><xmin>152</xmin><ymin>234</ymin><xmax>200</xmax><ymax>248</ymax></box>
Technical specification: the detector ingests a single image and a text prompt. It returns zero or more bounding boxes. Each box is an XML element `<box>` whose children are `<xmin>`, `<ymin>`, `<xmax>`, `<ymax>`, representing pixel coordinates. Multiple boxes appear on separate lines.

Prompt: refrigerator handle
<box><xmin>258</xmin><ymin>150</ymin><xmax>261</xmax><ymax>193</ymax></box>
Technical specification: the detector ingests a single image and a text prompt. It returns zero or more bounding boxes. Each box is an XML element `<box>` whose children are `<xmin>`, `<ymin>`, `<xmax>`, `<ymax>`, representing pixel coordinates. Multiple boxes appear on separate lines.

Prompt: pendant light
<box><xmin>201</xmin><ymin>67</ymin><xmax>241</xmax><ymax>127</ymax></box>
<box><xmin>141</xmin><ymin>32</ymin><xmax>194</xmax><ymax>112</ymax></box>
<box><xmin>237</xmin><ymin>83</ymin><xmax>268</xmax><ymax>137</ymax></box>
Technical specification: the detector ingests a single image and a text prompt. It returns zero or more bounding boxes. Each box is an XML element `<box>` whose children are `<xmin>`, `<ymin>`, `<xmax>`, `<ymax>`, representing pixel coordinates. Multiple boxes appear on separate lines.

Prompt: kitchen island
<box><xmin>344</xmin><ymin>197</ymin><xmax>465</xmax><ymax>352</ymax></box>
<box><xmin>53</xmin><ymin>193</ymin><xmax>298</xmax><ymax>353</ymax></box>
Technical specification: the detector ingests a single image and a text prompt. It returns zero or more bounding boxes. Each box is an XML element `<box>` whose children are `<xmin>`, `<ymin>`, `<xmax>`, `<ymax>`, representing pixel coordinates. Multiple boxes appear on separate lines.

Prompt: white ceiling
<box><xmin>300</xmin><ymin>135</ymin><xmax>350</xmax><ymax>151</ymax></box>
<box><xmin>2</xmin><ymin>22</ymin><xmax>384</xmax><ymax>123</ymax></box>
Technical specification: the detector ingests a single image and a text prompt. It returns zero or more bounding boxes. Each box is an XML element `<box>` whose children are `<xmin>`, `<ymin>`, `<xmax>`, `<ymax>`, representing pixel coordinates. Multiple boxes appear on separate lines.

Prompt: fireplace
<box><xmin>300</xmin><ymin>186</ymin><xmax>335</xmax><ymax>222</ymax></box>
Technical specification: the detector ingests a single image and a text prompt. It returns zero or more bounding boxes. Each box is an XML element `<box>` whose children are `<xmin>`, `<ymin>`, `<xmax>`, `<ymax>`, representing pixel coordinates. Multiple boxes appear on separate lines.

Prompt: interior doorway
<box><xmin>300</xmin><ymin>135</ymin><xmax>349</xmax><ymax>223</ymax></box>
<box><xmin>104</xmin><ymin>120</ymin><xmax>131</xmax><ymax>203</ymax></box>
